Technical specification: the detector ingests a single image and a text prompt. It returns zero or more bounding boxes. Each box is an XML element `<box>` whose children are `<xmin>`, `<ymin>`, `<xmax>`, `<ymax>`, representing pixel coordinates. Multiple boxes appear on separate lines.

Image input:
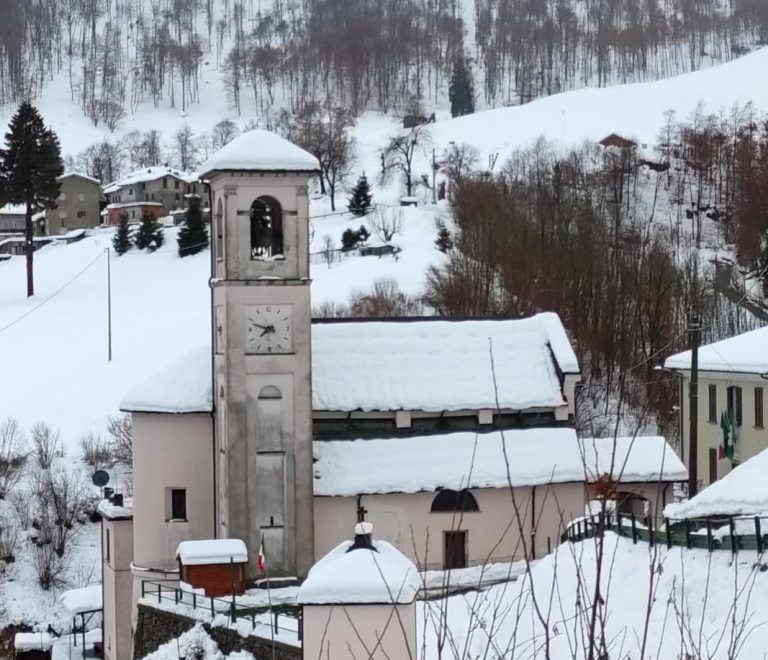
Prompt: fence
<box><xmin>140</xmin><ymin>579</ymin><xmax>302</xmax><ymax>641</ymax></box>
<box><xmin>563</xmin><ymin>511</ymin><xmax>768</xmax><ymax>558</ymax></box>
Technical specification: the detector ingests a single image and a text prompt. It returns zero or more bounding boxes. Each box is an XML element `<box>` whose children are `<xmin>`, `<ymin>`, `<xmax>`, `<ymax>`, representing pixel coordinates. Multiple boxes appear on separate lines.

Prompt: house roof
<box><xmin>599</xmin><ymin>133</ymin><xmax>637</xmax><ymax>148</ymax></box>
<box><xmin>0</xmin><ymin>204</ymin><xmax>27</xmax><ymax>216</ymax></box>
<box><xmin>199</xmin><ymin>130</ymin><xmax>320</xmax><ymax>176</ymax></box>
<box><xmin>120</xmin><ymin>314</ymin><xmax>580</xmax><ymax>415</ymax></box>
<box><xmin>664</xmin><ymin>325</ymin><xmax>768</xmax><ymax>375</ymax></box>
<box><xmin>664</xmin><ymin>448</ymin><xmax>768</xmax><ymax>519</ymax></box>
<box><xmin>312</xmin><ymin>430</ymin><xmax>686</xmax><ymax>496</ymax></box>
<box><xmin>104</xmin><ymin>166</ymin><xmax>194</xmax><ymax>193</ymax></box>
<box><xmin>59</xmin><ymin>172</ymin><xmax>101</xmax><ymax>185</ymax></box>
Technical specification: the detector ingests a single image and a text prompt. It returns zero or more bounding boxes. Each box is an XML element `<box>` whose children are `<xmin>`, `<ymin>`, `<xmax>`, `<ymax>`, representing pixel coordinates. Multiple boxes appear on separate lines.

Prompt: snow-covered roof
<box><xmin>664</xmin><ymin>326</ymin><xmax>768</xmax><ymax>375</ymax></box>
<box><xmin>60</xmin><ymin>171</ymin><xmax>101</xmax><ymax>185</ymax></box>
<box><xmin>311</xmin><ymin>314</ymin><xmax>579</xmax><ymax>412</ymax></box>
<box><xmin>106</xmin><ymin>201</ymin><xmax>164</xmax><ymax>210</ymax></box>
<box><xmin>665</xmin><ymin>448</ymin><xmax>768</xmax><ymax>519</ymax></box>
<box><xmin>298</xmin><ymin>536</ymin><xmax>420</xmax><ymax>605</ymax></box>
<box><xmin>120</xmin><ymin>315</ymin><xmax>579</xmax><ymax>414</ymax></box>
<box><xmin>313</xmin><ymin>430</ymin><xmax>686</xmax><ymax>496</ymax></box>
<box><xmin>14</xmin><ymin>632</ymin><xmax>53</xmax><ymax>651</ymax></box>
<box><xmin>176</xmin><ymin>539</ymin><xmax>248</xmax><ymax>565</ymax></box>
<box><xmin>104</xmin><ymin>166</ymin><xmax>193</xmax><ymax>193</ymax></box>
<box><xmin>199</xmin><ymin>130</ymin><xmax>320</xmax><ymax>176</ymax></box>
<box><xmin>97</xmin><ymin>498</ymin><xmax>133</xmax><ymax>520</ymax></box>
<box><xmin>120</xmin><ymin>347</ymin><xmax>212</xmax><ymax>414</ymax></box>
<box><xmin>0</xmin><ymin>204</ymin><xmax>26</xmax><ymax>216</ymax></box>
<box><xmin>61</xmin><ymin>584</ymin><xmax>102</xmax><ymax>614</ymax></box>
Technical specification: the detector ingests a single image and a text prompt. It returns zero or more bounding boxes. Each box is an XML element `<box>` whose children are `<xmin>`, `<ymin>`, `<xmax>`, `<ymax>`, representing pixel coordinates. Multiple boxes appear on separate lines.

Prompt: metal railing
<box><xmin>140</xmin><ymin>579</ymin><xmax>302</xmax><ymax>640</ymax></box>
<box><xmin>563</xmin><ymin>511</ymin><xmax>768</xmax><ymax>558</ymax></box>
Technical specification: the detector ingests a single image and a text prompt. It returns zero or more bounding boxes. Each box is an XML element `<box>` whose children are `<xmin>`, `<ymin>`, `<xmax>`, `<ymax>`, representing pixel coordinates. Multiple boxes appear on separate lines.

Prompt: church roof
<box><xmin>312</xmin><ymin>313</ymin><xmax>578</xmax><ymax>412</ymax></box>
<box><xmin>664</xmin><ymin>325</ymin><xmax>768</xmax><ymax>375</ymax></box>
<box><xmin>199</xmin><ymin>130</ymin><xmax>320</xmax><ymax>176</ymax></box>
<box><xmin>120</xmin><ymin>314</ymin><xmax>579</xmax><ymax>415</ymax></box>
<box><xmin>312</xmin><ymin>429</ymin><xmax>686</xmax><ymax>496</ymax></box>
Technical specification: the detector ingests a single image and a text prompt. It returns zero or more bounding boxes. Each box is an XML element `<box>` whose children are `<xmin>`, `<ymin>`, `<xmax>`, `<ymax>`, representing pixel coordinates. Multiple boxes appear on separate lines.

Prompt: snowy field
<box><xmin>419</xmin><ymin>533</ymin><xmax>768</xmax><ymax>659</ymax></box>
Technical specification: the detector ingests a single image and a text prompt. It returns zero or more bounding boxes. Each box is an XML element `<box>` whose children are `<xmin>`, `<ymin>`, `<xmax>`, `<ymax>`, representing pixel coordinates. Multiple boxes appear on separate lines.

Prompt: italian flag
<box><xmin>720</xmin><ymin>410</ymin><xmax>736</xmax><ymax>460</ymax></box>
<box><xmin>257</xmin><ymin>539</ymin><xmax>266</xmax><ymax>573</ymax></box>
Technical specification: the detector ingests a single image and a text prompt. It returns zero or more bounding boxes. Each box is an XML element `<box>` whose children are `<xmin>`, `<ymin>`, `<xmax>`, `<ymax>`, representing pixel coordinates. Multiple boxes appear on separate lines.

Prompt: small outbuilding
<box><xmin>176</xmin><ymin>539</ymin><xmax>248</xmax><ymax>597</ymax></box>
<box><xmin>13</xmin><ymin>633</ymin><xmax>53</xmax><ymax>660</ymax></box>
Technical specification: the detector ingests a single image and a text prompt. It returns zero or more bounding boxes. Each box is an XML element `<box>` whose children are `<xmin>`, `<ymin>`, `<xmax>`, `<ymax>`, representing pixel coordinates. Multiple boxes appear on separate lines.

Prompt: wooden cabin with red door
<box><xmin>176</xmin><ymin>539</ymin><xmax>248</xmax><ymax>597</ymax></box>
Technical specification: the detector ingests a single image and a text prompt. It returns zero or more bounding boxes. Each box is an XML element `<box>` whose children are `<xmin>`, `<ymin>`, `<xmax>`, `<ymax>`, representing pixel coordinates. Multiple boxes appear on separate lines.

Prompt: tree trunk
<box><xmin>25</xmin><ymin>202</ymin><xmax>34</xmax><ymax>297</ymax></box>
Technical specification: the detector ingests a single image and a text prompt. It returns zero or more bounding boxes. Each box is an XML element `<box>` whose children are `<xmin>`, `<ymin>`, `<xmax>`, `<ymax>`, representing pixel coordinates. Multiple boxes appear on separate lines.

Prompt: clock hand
<box><xmin>259</xmin><ymin>325</ymin><xmax>276</xmax><ymax>337</ymax></box>
<box><xmin>248</xmin><ymin>317</ymin><xmax>270</xmax><ymax>331</ymax></box>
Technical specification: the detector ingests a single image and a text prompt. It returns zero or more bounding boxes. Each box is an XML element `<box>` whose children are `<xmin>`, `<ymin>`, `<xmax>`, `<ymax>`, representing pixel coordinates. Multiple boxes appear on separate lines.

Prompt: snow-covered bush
<box><xmin>79</xmin><ymin>432</ymin><xmax>114</xmax><ymax>470</ymax></box>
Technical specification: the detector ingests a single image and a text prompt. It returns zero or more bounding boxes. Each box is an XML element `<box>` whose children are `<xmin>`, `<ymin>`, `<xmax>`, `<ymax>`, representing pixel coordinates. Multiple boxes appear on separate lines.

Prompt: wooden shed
<box><xmin>176</xmin><ymin>539</ymin><xmax>248</xmax><ymax>598</ymax></box>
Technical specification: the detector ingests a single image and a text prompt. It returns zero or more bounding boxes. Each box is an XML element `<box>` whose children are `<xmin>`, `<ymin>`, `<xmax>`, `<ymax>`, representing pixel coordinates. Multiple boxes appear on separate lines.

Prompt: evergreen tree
<box><xmin>177</xmin><ymin>197</ymin><xmax>209</xmax><ymax>257</ymax></box>
<box><xmin>0</xmin><ymin>102</ymin><xmax>64</xmax><ymax>297</ymax></box>
<box><xmin>341</xmin><ymin>227</ymin><xmax>360</xmax><ymax>251</ymax></box>
<box><xmin>435</xmin><ymin>219</ymin><xmax>454</xmax><ymax>253</ymax></box>
<box><xmin>135</xmin><ymin>211</ymin><xmax>165</xmax><ymax>252</ymax></box>
<box><xmin>347</xmin><ymin>174</ymin><xmax>373</xmax><ymax>216</ymax></box>
<box><xmin>449</xmin><ymin>55</ymin><xmax>475</xmax><ymax>118</ymax></box>
<box><xmin>112</xmin><ymin>212</ymin><xmax>132</xmax><ymax>255</ymax></box>
<box><xmin>357</xmin><ymin>224</ymin><xmax>370</xmax><ymax>243</ymax></box>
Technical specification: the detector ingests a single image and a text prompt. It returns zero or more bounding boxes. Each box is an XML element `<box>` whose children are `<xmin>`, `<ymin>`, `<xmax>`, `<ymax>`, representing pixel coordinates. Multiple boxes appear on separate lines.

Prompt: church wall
<box><xmin>313</xmin><ymin>483</ymin><xmax>587</xmax><ymax>570</ymax></box>
<box><xmin>132</xmin><ymin>412</ymin><xmax>215</xmax><ymax>570</ymax></box>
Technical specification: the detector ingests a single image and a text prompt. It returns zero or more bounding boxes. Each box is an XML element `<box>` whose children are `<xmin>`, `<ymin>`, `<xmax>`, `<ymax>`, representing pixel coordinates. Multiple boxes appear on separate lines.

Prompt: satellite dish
<box><xmin>92</xmin><ymin>470</ymin><xmax>110</xmax><ymax>487</ymax></box>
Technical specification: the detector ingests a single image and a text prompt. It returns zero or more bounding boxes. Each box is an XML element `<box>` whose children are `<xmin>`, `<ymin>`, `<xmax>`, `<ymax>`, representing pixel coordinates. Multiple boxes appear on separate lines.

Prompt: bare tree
<box><xmin>371</xmin><ymin>207</ymin><xmax>404</xmax><ymax>243</ymax></box>
<box><xmin>173</xmin><ymin>124</ymin><xmax>199</xmax><ymax>171</ymax></box>
<box><xmin>382</xmin><ymin>124</ymin><xmax>430</xmax><ymax>196</ymax></box>
<box><xmin>441</xmin><ymin>142</ymin><xmax>480</xmax><ymax>188</ymax></box>
<box><xmin>211</xmin><ymin>119</ymin><xmax>239</xmax><ymax>151</ymax></box>
<box><xmin>30</xmin><ymin>422</ymin><xmax>61</xmax><ymax>470</ymax></box>
<box><xmin>79</xmin><ymin>432</ymin><xmax>114</xmax><ymax>469</ymax></box>
<box><xmin>0</xmin><ymin>418</ymin><xmax>27</xmax><ymax>499</ymax></box>
<box><xmin>107</xmin><ymin>413</ymin><xmax>133</xmax><ymax>465</ymax></box>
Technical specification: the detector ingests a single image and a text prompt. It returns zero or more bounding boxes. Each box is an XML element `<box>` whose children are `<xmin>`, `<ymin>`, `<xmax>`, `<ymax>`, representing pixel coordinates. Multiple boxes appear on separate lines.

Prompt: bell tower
<box><xmin>200</xmin><ymin>130</ymin><xmax>319</xmax><ymax>578</ymax></box>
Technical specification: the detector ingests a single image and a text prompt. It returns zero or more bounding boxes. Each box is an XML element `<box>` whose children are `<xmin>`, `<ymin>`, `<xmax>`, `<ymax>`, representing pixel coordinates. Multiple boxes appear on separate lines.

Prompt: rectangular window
<box><xmin>105</xmin><ymin>527</ymin><xmax>111</xmax><ymax>562</ymax></box>
<box><xmin>443</xmin><ymin>531</ymin><xmax>467</xmax><ymax>570</ymax></box>
<box><xmin>174</xmin><ymin>180</ymin><xmax>179</xmax><ymax>189</ymax></box>
<box><xmin>709</xmin><ymin>448</ymin><xmax>717</xmax><ymax>484</ymax></box>
<box><xmin>168</xmin><ymin>488</ymin><xmax>187</xmax><ymax>521</ymax></box>
<box><xmin>59</xmin><ymin>192</ymin><xmax>67</xmax><ymax>201</ymax></box>
<box><xmin>756</xmin><ymin>387</ymin><xmax>764</xmax><ymax>428</ymax></box>
<box><xmin>727</xmin><ymin>386</ymin><xmax>743</xmax><ymax>426</ymax></box>
<box><xmin>77</xmin><ymin>211</ymin><xmax>86</xmax><ymax>219</ymax></box>
<box><xmin>175</xmin><ymin>193</ymin><xmax>180</xmax><ymax>201</ymax></box>
<box><xmin>78</xmin><ymin>192</ymin><xmax>85</xmax><ymax>202</ymax></box>
<box><xmin>708</xmin><ymin>384</ymin><xmax>717</xmax><ymax>423</ymax></box>
<box><xmin>163</xmin><ymin>178</ymin><xmax>168</xmax><ymax>189</ymax></box>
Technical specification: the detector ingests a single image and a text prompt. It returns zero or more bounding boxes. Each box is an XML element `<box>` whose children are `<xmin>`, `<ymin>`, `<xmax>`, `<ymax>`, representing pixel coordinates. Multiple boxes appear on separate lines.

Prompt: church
<box><xmin>98</xmin><ymin>130</ymin><xmax>686</xmax><ymax>660</ymax></box>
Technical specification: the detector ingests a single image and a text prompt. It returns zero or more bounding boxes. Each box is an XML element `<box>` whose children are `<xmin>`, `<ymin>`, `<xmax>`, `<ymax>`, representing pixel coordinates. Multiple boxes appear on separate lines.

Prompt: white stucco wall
<box><xmin>303</xmin><ymin>603</ymin><xmax>417</xmax><ymax>660</ymax></box>
<box><xmin>102</xmin><ymin>517</ymin><xmax>134</xmax><ymax>660</ymax></box>
<box><xmin>132</xmin><ymin>412</ymin><xmax>215</xmax><ymax>570</ymax></box>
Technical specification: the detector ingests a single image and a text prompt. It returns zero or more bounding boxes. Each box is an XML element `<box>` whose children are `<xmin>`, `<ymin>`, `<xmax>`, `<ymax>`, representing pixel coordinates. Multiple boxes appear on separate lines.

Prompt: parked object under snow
<box><xmin>665</xmin><ymin>447</ymin><xmax>768</xmax><ymax>519</ymax></box>
<box><xmin>60</xmin><ymin>584</ymin><xmax>102</xmax><ymax>615</ymax></box>
<box><xmin>14</xmin><ymin>632</ymin><xmax>53</xmax><ymax>652</ymax></box>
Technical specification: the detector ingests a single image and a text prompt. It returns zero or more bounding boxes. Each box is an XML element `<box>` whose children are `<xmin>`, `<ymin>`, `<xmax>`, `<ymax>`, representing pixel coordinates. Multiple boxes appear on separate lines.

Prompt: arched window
<box><xmin>250</xmin><ymin>196</ymin><xmax>283</xmax><ymax>259</ymax></box>
<box><xmin>256</xmin><ymin>385</ymin><xmax>283</xmax><ymax>451</ymax></box>
<box><xmin>430</xmin><ymin>489</ymin><xmax>479</xmax><ymax>513</ymax></box>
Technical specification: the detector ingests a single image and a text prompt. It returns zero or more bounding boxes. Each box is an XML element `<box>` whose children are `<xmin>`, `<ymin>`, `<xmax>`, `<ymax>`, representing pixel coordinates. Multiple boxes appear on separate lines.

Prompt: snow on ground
<box><xmin>419</xmin><ymin>532</ymin><xmax>768</xmax><ymax>660</ymax></box>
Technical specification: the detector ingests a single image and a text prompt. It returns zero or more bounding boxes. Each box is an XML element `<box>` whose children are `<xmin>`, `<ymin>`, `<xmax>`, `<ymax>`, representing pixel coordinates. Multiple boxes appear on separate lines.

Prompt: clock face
<box><xmin>246</xmin><ymin>305</ymin><xmax>293</xmax><ymax>354</ymax></box>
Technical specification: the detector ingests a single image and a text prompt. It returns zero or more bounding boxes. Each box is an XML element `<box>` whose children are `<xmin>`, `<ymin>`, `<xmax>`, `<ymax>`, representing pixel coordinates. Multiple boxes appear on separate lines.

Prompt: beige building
<box><xmin>103</xmin><ymin>166</ymin><xmax>200</xmax><ymax>220</ymax></box>
<box><xmin>101</xmin><ymin>130</ymin><xmax>685</xmax><ymax>660</ymax></box>
<box><xmin>46</xmin><ymin>172</ymin><xmax>102</xmax><ymax>235</ymax></box>
<box><xmin>665</xmin><ymin>326</ymin><xmax>768</xmax><ymax>489</ymax></box>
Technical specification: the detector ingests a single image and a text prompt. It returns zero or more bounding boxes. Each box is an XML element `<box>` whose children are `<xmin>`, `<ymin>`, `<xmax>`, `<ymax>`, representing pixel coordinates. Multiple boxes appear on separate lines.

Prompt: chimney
<box><xmin>112</xmin><ymin>493</ymin><xmax>124</xmax><ymax>507</ymax></box>
<box><xmin>346</xmin><ymin>521</ymin><xmax>376</xmax><ymax>552</ymax></box>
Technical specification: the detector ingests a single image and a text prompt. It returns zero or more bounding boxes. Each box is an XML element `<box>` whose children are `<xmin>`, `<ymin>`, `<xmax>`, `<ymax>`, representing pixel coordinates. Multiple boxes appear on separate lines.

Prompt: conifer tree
<box><xmin>112</xmin><ymin>212</ymin><xmax>132</xmax><ymax>255</ymax></box>
<box><xmin>177</xmin><ymin>197</ymin><xmax>209</xmax><ymax>257</ymax></box>
<box><xmin>347</xmin><ymin>174</ymin><xmax>373</xmax><ymax>216</ymax></box>
<box><xmin>0</xmin><ymin>102</ymin><xmax>64</xmax><ymax>296</ymax></box>
<box><xmin>357</xmin><ymin>224</ymin><xmax>370</xmax><ymax>243</ymax></box>
<box><xmin>135</xmin><ymin>211</ymin><xmax>164</xmax><ymax>252</ymax></box>
<box><xmin>449</xmin><ymin>55</ymin><xmax>475</xmax><ymax>118</ymax></box>
<box><xmin>341</xmin><ymin>227</ymin><xmax>360</xmax><ymax>251</ymax></box>
<box><xmin>435</xmin><ymin>219</ymin><xmax>454</xmax><ymax>253</ymax></box>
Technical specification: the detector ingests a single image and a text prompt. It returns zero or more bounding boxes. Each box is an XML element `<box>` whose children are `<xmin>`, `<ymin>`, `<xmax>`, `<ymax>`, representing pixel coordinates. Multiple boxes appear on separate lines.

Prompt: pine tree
<box><xmin>449</xmin><ymin>55</ymin><xmax>475</xmax><ymax>118</ymax></box>
<box><xmin>357</xmin><ymin>224</ymin><xmax>370</xmax><ymax>243</ymax></box>
<box><xmin>347</xmin><ymin>174</ymin><xmax>373</xmax><ymax>216</ymax></box>
<box><xmin>341</xmin><ymin>227</ymin><xmax>360</xmax><ymax>251</ymax></box>
<box><xmin>135</xmin><ymin>211</ymin><xmax>165</xmax><ymax>252</ymax></box>
<box><xmin>0</xmin><ymin>102</ymin><xmax>64</xmax><ymax>297</ymax></box>
<box><xmin>112</xmin><ymin>212</ymin><xmax>132</xmax><ymax>255</ymax></box>
<box><xmin>177</xmin><ymin>197</ymin><xmax>209</xmax><ymax>257</ymax></box>
<box><xmin>435</xmin><ymin>219</ymin><xmax>454</xmax><ymax>253</ymax></box>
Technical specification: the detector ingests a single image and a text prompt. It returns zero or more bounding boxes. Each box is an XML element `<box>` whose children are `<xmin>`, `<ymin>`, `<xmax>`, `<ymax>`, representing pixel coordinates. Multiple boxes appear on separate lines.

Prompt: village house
<box><xmin>0</xmin><ymin>204</ymin><xmax>44</xmax><ymax>235</ymax></box>
<box><xmin>46</xmin><ymin>172</ymin><xmax>102</xmax><ymax>235</ymax></box>
<box><xmin>103</xmin><ymin>166</ymin><xmax>200</xmax><ymax>224</ymax></box>
<box><xmin>664</xmin><ymin>325</ymin><xmax>768</xmax><ymax>488</ymax></box>
<box><xmin>100</xmin><ymin>130</ymin><xmax>685</xmax><ymax>660</ymax></box>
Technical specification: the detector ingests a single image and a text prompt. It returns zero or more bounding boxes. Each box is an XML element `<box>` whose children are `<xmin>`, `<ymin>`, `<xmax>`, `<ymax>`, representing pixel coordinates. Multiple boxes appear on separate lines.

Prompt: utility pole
<box><xmin>431</xmin><ymin>149</ymin><xmax>438</xmax><ymax>204</ymax></box>
<box><xmin>688</xmin><ymin>312</ymin><xmax>701</xmax><ymax>497</ymax></box>
<box><xmin>106</xmin><ymin>248</ymin><xmax>112</xmax><ymax>363</ymax></box>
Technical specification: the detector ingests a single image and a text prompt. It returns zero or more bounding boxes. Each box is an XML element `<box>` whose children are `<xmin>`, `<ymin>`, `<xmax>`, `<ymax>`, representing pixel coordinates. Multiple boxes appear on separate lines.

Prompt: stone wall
<box><xmin>134</xmin><ymin>603</ymin><xmax>300</xmax><ymax>660</ymax></box>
